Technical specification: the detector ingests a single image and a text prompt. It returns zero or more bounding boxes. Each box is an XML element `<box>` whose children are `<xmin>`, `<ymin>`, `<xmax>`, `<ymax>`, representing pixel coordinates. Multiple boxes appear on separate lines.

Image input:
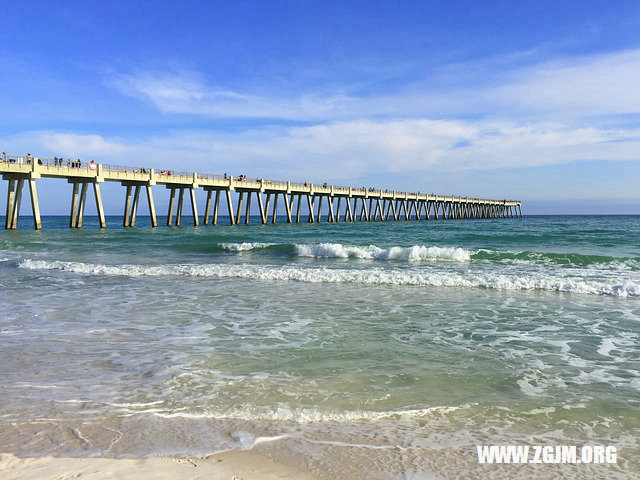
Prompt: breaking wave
<box><xmin>18</xmin><ymin>259</ymin><xmax>639</xmax><ymax>297</ymax></box>
<box><xmin>177</xmin><ymin>241</ymin><xmax>640</xmax><ymax>270</ymax></box>
<box><xmin>294</xmin><ymin>243</ymin><xmax>471</xmax><ymax>262</ymax></box>
<box><xmin>219</xmin><ymin>242</ymin><xmax>275</xmax><ymax>252</ymax></box>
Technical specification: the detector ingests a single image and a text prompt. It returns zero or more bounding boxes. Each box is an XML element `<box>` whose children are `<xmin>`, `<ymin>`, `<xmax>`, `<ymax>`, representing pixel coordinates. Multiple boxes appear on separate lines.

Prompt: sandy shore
<box><xmin>0</xmin><ymin>451</ymin><xmax>317</xmax><ymax>480</ymax></box>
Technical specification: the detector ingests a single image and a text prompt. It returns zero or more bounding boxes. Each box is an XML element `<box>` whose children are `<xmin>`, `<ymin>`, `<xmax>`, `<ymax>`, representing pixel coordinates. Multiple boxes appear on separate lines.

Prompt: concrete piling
<box><xmin>93</xmin><ymin>183</ymin><xmax>106</xmax><ymax>228</ymax></box>
<box><xmin>1</xmin><ymin>153</ymin><xmax>522</xmax><ymax>230</ymax></box>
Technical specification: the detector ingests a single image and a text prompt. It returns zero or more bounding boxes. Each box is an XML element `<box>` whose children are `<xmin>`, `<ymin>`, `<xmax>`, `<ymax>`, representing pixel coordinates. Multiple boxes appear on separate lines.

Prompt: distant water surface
<box><xmin>1</xmin><ymin>215</ymin><xmax>638</xmax><ymax>479</ymax></box>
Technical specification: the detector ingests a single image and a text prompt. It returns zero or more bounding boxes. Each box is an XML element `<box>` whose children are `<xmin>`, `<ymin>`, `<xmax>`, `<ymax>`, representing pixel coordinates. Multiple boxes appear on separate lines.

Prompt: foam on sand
<box><xmin>152</xmin><ymin>405</ymin><xmax>465</xmax><ymax>423</ymax></box>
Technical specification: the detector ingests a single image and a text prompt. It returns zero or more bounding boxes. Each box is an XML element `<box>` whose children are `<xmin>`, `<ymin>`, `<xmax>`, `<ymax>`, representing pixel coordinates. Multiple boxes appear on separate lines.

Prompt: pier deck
<box><xmin>1</xmin><ymin>153</ymin><xmax>522</xmax><ymax>230</ymax></box>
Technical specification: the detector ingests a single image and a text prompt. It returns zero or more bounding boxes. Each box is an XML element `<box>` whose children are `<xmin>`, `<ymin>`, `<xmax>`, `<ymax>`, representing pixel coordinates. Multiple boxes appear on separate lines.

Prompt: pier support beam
<box><xmin>28</xmin><ymin>179</ymin><xmax>41</xmax><ymax>230</ymax></box>
<box><xmin>289</xmin><ymin>194</ymin><xmax>295</xmax><ymax>222</ymax></box>
<box><xmin>129</xmin><ymin>185</ymin><xmax>141</xmax><ymax>227</ymax></box>
<box><xmin>122</xmin><ymin>185</ymin><xmax>132</xmax><ymax>227</ymax></box>
<box><xmin>345</xmin><ymin>197</ymin><xmax>354</xmax><ymax>222</ymax></box>
<box><xmin>4</xmin><ymin>179</ymin><xmax>15</xmax><ymax>229</ymax></box>
<box><xmin>203</xmin><ymin>190</ymin><xmax>213</xmax><ymax>225</ymax></box>
<box><xmin>167</xmin><ymin>188</ymin><xmax>176</xmax><ymax>226</ymax></box>
<box><xmin>225</xmin><ymin>189</ymin><xmax>235</xmax><ymax>225</ymax></box>
<box><xmin>71</xmin><ymin>182</ymin><xmax>80</xmax><ymax>228</ymax></box>
<box><xmin>146</xmin><ymin>186</ymin><xmax>157</xmax><ymax>227</ymax></box>
<box><xmin>189</xmin><ymin>187</ymin><xmax>199</xmax><ymax>226</ymax></box>
<box><xmin>3</xmin><ymin>177</ymin><xmax>38</xmax><ymax>230</ymax></box>
<box><xmin>328</xmin><ymin>197</ymin><xmax>335</xmax><ymax>222</ymax></box>
<box><xmin>306</xmin><ymin>194</ymin><xmax>315</xmax><ymax>223</ymax></box>
<box><xmin>284</xmin><ymin>193</ymin><xmax>292</xmax><ymax>223</ymax></box>
<box><xmin>257</xmin><ymin>191</ymin><xmax>266</xmax><ymax>224</ymax></box>
<box><xmin>245</xmin><ymin>191</ymin><xmax>252</xmax><ymax>224</ymax></box>
<box><xmin>374</xmin><ymin>199</ymin><xmax>382</xmax><ymax>221</ymax></box>
<box><xmin>213</xmin><ymin>190</ymin><xmax>220</xmax><ymax>225</ymax></box>
<box><xmin>76</xmin><ymin>182</ymin><xmax>89</xmax><ymax>228</ymax></box>
<box><xmin>11</xmin><ymin>179</ymin><xmax>23</xmax><ymax>229</ymax></box>
<box><xmin>176</xmin><ymin>188</ymin><xmax>185</xmax><ymax>226</ymax></box>
<box><xmin>316</xmin><ymin>195</ymin><xmax>323</xmax><ymax>223</ymax></box>
<box><xmin>295</xmin><ymin>194</ymin><xmax>301</xmax><ymax>223</ymax></box>
<box><xmin>272</xmin><ymin>193</ymin><xmax>279</xmax><ymax>223</ymax></box>
<box><xmin>390</xmin><ymin>200</ymin><xmax>398</xmax><ymax>221</ymax></box>
<box><xmin>360</xmin><ymin>197</ymin><xmax>369</xmax><ymax>221</ymax></box>
<box><xmin>93</xmin><ymin>183</ymin><xmax>106</xmax><ymax>228</ymax></box>
<box><xmin>264</xmin><ymin>194</ymin><xmax>271</xmax><ymax>222</ymax></box>
<box><xmin>236</xmin><ymin>192</ymin><xmax>244</xmax><ymax>223</ymax></box>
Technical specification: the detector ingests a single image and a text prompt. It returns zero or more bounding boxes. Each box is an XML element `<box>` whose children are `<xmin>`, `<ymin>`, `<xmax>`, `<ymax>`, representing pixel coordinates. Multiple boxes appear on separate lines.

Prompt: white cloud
<box><xmin>4</xmin><ymin>120</ymin><xmax>639</xmax><ymax>186</ymax></box>
<box><xmin>110</xmin><ymin>71</ymin><xmax>354</xmax><ymax>120</ymax></box>
<box><xmin>109</xmin><ymin>48</ymin><xmax>640</xmax><ymax>121</ymax></box>
<box><xmin>34</xmin><ymin>132</ymin><xmax>131</xmax><ymax>157</ymax></box>
<box><xmin>494</xmin><ymin>48</ymin><xmax>640</xmax><ymax>115</ymax></box>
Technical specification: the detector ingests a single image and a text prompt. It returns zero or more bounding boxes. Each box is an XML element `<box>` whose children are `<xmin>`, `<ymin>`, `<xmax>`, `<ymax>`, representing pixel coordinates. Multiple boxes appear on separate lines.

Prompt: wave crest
<box><xmin>220</xmin><ymin>242</ymin><xmax>275</xmax><ymax>252</ymax></box>
<box><xmin>294</xmin><ymin>243</ymin><xmax>471</xmax><ymax>262</ymax></box>
<box><xmin>18</xmin><ymin>259</ymin><xmax>639</xmax><ymax>297</ymax></box>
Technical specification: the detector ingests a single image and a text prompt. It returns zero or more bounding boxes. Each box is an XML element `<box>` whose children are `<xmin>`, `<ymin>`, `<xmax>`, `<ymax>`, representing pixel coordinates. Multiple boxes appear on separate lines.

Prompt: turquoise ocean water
<box><xmin>1</xmin><ymin>215</ymin><xmax>638</xmax><ymax>478</ymax></box>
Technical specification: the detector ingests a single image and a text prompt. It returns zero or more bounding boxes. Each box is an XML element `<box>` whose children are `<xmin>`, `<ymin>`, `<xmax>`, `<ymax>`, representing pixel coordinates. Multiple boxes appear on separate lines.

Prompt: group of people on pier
<box><xmin>53</xmin><ymin>156</ymin><xmax>83</xmax><ymax>168</ymax></box>
<box><xmin>0</xmin><ymin>152</ymin><xmax>100</xmax><ymax>170</ymax></box>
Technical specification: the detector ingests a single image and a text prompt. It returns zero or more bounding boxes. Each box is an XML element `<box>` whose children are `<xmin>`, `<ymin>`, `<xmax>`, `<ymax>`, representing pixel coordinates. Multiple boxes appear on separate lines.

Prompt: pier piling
<box><xmin>1</xmin><ymin>152</ymin><xmax>522</xmax><ymax>230</ymax></box>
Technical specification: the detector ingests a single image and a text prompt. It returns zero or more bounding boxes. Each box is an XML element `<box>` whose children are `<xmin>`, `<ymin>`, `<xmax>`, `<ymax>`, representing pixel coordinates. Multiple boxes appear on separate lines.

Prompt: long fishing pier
<box><xmin>2</xmin><ymin>153</ymin><xmax>522</xmax><ymax>230</ymax></box>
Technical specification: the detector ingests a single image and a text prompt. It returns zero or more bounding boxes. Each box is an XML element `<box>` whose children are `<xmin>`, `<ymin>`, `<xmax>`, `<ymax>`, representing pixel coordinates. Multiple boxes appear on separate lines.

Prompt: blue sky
<box><xmin>2</xmin><ymin>0</ymin><xmax>640</xmax><ymax>214</ymax></box>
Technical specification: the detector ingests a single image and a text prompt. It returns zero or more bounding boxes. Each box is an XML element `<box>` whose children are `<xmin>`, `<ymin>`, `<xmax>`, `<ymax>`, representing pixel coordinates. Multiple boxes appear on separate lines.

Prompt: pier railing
<box><xmin>1</xmin><ymin>151</ymin><xmax>522</xmax><ymax>230</ymax></box>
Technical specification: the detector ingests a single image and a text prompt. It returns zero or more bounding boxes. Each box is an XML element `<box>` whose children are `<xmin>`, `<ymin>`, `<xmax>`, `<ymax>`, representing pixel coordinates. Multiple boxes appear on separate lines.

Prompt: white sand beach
<box><xmin>0</xmin><ymin>451</ymin><xmax>317</xmax><ymax>480</ymax></box>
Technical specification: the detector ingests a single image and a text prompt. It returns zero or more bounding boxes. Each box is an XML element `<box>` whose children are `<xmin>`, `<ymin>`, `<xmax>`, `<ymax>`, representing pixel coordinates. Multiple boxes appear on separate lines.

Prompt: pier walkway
<box><xmin>1</xmin><ymin>153</ymin><xmax>522</xmax><ymax>230</ymax></box>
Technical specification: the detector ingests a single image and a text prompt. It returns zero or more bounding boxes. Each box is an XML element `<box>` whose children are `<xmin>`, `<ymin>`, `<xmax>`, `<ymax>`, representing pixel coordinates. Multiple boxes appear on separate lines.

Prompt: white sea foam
<box><xmin>306</xmin><ymin>438</ymin><xmax>402</xmax><ymax>450</ymax></box>
<box><xmin>524</xmin><ymin>406</ymin><xmax>556</xmax><ymax>415</ymax></box>
<box><xmin>18</xmin><ymin>259</ymin><xmax>640</xmax><ymax>297</ymax></box>
<box><xmin>294</xmin><ymin>243</ymin><xmax>472</xmax><ymax>262</ymax></box>
<box><xmin>230</xmin><ymin>431</ymin><xmax>290</xmax><ymax>450</ymax></box>
<box><xmin>574</xmin><ymin>368</ymin><xmax>626</xmax><ymax>387</ymax></box>
<box><xmin>597</xmin><ymin>337</ymin><xmax>617</xmax><ymax>357</ymax></box>
<box><xmin>517</xmin><ymin>373</ymin><xmax>547</xmax><ymax>396</ymax></box>
<box><xmin>153</xmin><ymin>405</ymin><xmax>464</xmax><ymax>423</ymax></box>
<box><xmin>220</xmin><ymin>242</ymin><xmax>275</xmax><ymax>252</ymax></box>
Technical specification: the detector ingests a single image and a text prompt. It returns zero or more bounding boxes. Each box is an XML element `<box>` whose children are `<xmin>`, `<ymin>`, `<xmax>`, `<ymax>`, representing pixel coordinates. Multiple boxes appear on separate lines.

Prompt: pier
<box><xmin>1</xmin><ymin>153</ymin><xmax>522</xmax><ymax>230</ymax></box>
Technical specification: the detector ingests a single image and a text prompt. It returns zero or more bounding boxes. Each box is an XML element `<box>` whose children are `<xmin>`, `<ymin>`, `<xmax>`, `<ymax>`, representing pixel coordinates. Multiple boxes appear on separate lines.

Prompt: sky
<box><xmin>1</xmin><ymin>0</ymin><xmax>640</xmax><ymax>214</ymax></box>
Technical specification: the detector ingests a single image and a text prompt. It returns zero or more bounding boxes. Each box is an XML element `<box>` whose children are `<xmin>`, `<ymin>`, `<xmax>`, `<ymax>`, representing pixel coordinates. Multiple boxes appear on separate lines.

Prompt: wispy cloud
<box><xmin>34</xmin><ymin>132</ymin><xmax>131</xmax><ymax>157</ymax></box>
<box><xmin>109</xmin><ymin>71</ymin><xmax>354</xmax><ymax>120</ymax></box>
<box><xmin>493</xmin><ymin>48</ymin><xmax>640</xmax><ymax>116</ymax></box>
<box><xmin>109</xmin><ymin>48</ymin><xmax>640</xmax><ymax>121</ymax></box>
<box><xmin>6</xmin><ymin>48</ymin><xmax>639</xmax><ymax>199</ymax></box>
<box><xmin>5</xmin><ymin>120</ymin><xmax>639</xmax><ymax>183</ymax></box>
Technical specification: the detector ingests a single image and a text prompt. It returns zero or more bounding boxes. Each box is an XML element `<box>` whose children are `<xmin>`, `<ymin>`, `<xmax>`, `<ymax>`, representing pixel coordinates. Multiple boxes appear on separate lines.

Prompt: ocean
<box><xmin>0</xmin><ymin>215</ymin><xmax>638</xmax><ymax>479</ymax></box>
